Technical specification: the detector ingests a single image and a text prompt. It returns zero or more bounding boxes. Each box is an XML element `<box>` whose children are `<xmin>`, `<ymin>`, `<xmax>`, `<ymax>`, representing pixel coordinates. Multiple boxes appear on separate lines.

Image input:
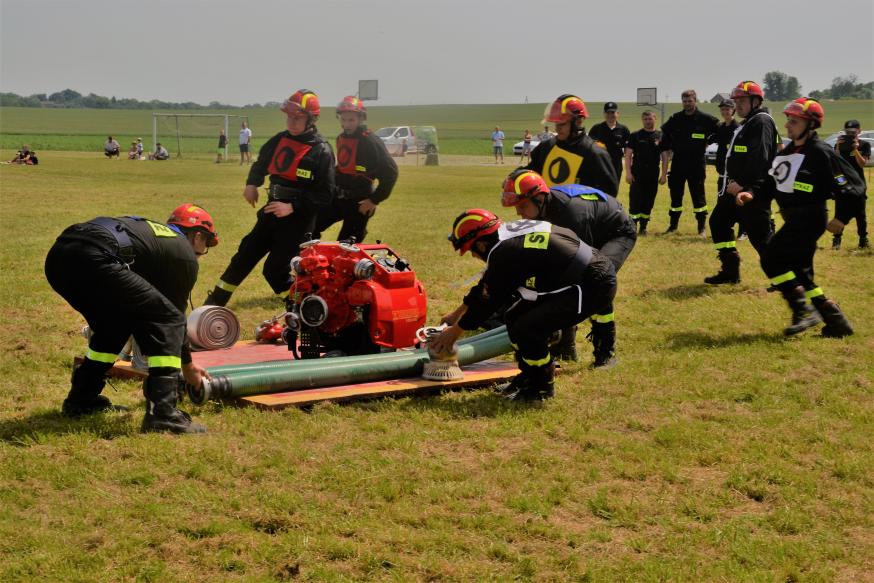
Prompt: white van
<box><xmin>374</xmin><ymin>126</ymin><xmax>437</xmax><ymax>156</ymax></box>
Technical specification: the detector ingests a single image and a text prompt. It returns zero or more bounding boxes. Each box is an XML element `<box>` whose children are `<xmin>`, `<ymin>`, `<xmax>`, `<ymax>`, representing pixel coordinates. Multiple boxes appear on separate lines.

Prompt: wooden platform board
<box><xmin>239</xmin><ymin>360</ymin><xmax>519</xmax><ymax>409</ymax></box>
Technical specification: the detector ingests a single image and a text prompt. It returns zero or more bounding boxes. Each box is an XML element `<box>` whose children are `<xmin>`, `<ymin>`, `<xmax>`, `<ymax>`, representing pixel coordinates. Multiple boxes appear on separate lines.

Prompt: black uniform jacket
<box><xmin>724</xmin><ymin>107</ymin><xmax>779</xmax><ymax>198</ymax></box>
<box><xmin>247</xmin><ymin>129</ymin><xmax>335</xmax><ymax>213</ymax></box>
<box><xmin>660</xmin><ymin>109</ymin><xmax>719</xmax><ymax>167</ymax></box>
<box><xmin>335</xmin><ymin>127</ymin><xmax>399</xmax><ymax>203</ymax></box>
<box><xmin>625</xmin><ymin>129</ymin><xmax>662</xmax><ymax>175</ymax></box>
<box><xmin>543</xmin><ymin>188</ymin><xmax>631</xmax><ymax>248</ymax></box>
<box><xmin>458</xmin><ymin>222</ymin><xmax>592</xmax><ymax>330</ymax></box>
<box><xmin>711</xmin><ymin>120</ymin><xmax>739</xmax><ymax>176</ymax></box>
<box><xmin>527</xmin><ymin>132</ymin><xmax>619</xmax><ymax>195</ymax></box>
<box><xmin>765</xmin><ymin>135</ymin><xmax>866</xmax><ymax>209</ymax></box>
<box><xmin>589</xmin><ymin>122</ymin><xmax>631</xmax><ymax>165</ymax></box>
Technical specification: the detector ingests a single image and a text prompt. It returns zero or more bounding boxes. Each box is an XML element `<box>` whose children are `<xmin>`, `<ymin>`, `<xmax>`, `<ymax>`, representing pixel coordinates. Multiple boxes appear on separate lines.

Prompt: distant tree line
<box><xmin>760</xmin><ymin>71</ymin><xmax>873</xmax><ymax>101</ymax></box>
<box><xmin>0</xmin><ymin>88</ymin><xmax>280</xmax><ymax>110</ymax></box>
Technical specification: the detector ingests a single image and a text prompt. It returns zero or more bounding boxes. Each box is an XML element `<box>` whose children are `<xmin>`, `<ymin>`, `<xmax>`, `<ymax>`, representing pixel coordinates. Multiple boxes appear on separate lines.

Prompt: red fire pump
<box><xmin>276</xmin><ymin>240</ymin><xmax>428</xmax><ymax>359</ymax></box>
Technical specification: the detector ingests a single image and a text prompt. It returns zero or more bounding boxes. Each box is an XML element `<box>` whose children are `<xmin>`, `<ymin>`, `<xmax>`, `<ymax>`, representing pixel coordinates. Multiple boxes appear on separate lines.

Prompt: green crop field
<box><xmin>3</xmin><ymin>100</ymin><xmax>872</xmax><ymax>157</ymax></box>
<box><xmin>1</xmin><ymin>104</ymin><xmax>873</xmax><ymax>581</ymax></box>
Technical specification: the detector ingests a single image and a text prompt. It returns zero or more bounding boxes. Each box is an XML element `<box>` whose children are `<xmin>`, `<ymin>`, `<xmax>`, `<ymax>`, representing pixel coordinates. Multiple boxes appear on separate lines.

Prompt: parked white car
<box><xmin>513</xmin><ymin>139</ymin><xmax>541</xmax><ymax>156</ymax></box>
<box><xmin>374</xmin><ymin>126</ymin><xmax>438</xmax><ymax>156</ymax></box>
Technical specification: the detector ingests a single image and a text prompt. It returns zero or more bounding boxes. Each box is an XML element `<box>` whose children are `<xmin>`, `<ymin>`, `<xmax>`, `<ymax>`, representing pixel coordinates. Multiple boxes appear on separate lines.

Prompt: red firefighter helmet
<box><xmin>543</xmin><ymin>94</ymin><xmax>588</xmax><ymax>124</ymax></box>
<box><xmin>168</xmin><ymin>203</ymin><xmax>219</xmax><ymax>246</ymax></box>
<box><xmin>280</xmin><ymin>89</ymin><xmax>321</xmax><ymax>117</ymax></box>
<box><xmin>336</xmin><ymin>95</ymin><xmax>367</xmax><ymax>117</ymax></box>
<box><xmin>501</xmin><ymin>169</ymin><xmax>550</xmax><ymax>207</ymax></box>
<box><xmin>730</xmin><ymin>80</ymin><xmax>765</xmax><ymax>99</ymax></box>
<box><xmin>783</xmin><ymin>97</ymin><xmax>825</xmax><ymax>129</ymax></box>
<box><xmin>449</xmin><ymin>209</ymin><xmax>501</xmax><ymax>255</ymax></box>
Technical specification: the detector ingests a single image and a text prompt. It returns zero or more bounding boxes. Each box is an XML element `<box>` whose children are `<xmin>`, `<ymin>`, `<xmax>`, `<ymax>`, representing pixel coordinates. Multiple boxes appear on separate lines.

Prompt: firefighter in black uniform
<box><xmin>205</xmin><ymin>89</ymin><xmax>335</xmax><ymax>306</ymax></box>
<box><xmin>623</xmin><ymin>110</ymin><xmax>665</xmax><ymax>235</ymax></box>
<box><xmin>432</xmin><ymin>209</ymin><xmax>617</xmax><ymax>401</ymax></box>
<box><xmin>589</xmin><ymin>102</ymin><xmax>631</xmax><ymax>183</ymax></box>
<box><xmin>830</xmin><ymin>119</ymin><xmax>870</xmax><ymax>249</ymax></box>
<box><xmin>709</xmin><ymin>99</ymin><xmax>745</xmax><ymax>239</ymax></box>
<box><xmin>313</xmin><ymin>96</ymin><xmax>398</xmax><ymax>243</ymax></box>
<box><xmin>44</xmin><ymin>204</ymin><xmax>219</xmax><ymax>434</ymax></box>
<box><xmin>659</xmin><ymin>89</ymin><xmax>719</xmax><ymax>234</ymax></box>
<box><xmin>526</xmin><ymin>94</ymin><xmax>618</xmax><ymax>196</ymax></box>
<box><xmin>743</xmin><ymin>98</ymin><xmax>858</xmax><ymax>337</ymax></box>
<box><xmin>501</xmin><ymin>169</ymin><xmax>635</xmax><ymax>368</ymax></box>
<box><xmin>705</xmin><ymin>81</ymin><xmax>779</xmax><ymax>284</ymax></box>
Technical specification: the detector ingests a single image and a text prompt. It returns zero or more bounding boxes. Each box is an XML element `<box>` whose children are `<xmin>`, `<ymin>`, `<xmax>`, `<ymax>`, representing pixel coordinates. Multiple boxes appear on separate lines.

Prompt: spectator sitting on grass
<box><xmin>8</xmin><ymin>145</ymin><xmax>37</xmax><ymax>165</ymax></box>
<box><xmin>104</xmin><ymin>136</ymin><xmax>121</xmax><ymax>159</ymax></box>
<box><xmin>149</xmin><ymin>143</ymin><xmax>170</xmax><ymax>160</ymax></box>
<box><xmin>128</xmin><ymin>142</ymin><xmax>139</xmax><ymax>160</ymax></box>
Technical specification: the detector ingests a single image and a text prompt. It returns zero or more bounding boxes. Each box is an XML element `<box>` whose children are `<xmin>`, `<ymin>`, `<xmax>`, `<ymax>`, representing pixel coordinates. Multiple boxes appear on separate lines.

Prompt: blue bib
<box><xmin>552</xmin><ymin>184</ymin><xmax>608</xmax><ymax>201</ymax></box>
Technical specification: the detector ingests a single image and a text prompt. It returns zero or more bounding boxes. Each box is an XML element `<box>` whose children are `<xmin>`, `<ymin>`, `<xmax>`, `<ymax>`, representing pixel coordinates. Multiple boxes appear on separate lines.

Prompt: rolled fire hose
<box><xmin>189</xmin><ymin>327</ymin><xmax>512</xmax><ymax>403</ymax></box>
<box><xmin>203</xmin><ymin>325</ymin><xmax>509</xmax><ymax>376</ymax></box>
<box><xmin>187</xmin><ymin>306</ymin><xmax>241</xmax><ymax>351</ymax></box>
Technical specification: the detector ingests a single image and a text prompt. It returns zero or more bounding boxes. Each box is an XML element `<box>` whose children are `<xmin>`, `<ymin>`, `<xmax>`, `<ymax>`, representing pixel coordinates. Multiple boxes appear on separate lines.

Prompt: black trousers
<box><xmin>219</xmin><ymin>207</ymin><xmax>316</xmax><ymax>295</ymax></box>
<box><xmin>506</xmin><ymin>255</ymin><xmax>616</xmax><ymax>364</ymax></box>
<box><xmin>313</xmin><ymin>197</ymin><xmax>372</xmax><ymax>243</ymax></box>
<box><xmin>834</xmin><ymin>195</ymin><xmax>868</xmax><ymax>239</ymax></box>
<box><xmin>761</xmin><ymin>205</ymin><xmax>827</xmax><ymax>292</ymax></box>
<box><xmin>709</xmin><ymin>187</ymin><xmax>773</xmax><ymax>257</ymax></box>
<box><xmin>668</xmin><ymin>163</ymin><xmax>707</xmax><ymax>214</ymax></box>
<box><xmin>45</xmin><ymin>238</ymin><xmax>185</xmax><ymax>364</ymax></box>
<box><xmin>629</xmin><ymin>170</ymin><xmax>659</xmax><ymax>219</ymax></box>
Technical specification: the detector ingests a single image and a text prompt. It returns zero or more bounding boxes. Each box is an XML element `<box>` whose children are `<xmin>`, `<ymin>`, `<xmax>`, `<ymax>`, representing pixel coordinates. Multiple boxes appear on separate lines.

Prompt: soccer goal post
<box><xmin>152</xmin><ymin>113</ymin><xmax>249</xmax><ymax>159</ymax></box>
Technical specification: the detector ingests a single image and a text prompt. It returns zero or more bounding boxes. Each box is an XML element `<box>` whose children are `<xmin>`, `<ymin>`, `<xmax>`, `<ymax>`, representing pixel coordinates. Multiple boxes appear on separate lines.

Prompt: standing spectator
<box><xmin>589</xmin><ymin>102</ymin><xmax>631</xmax><ymax>183</ymax></box>
<box><xmin>705</xmin><ymin>81</ymin><xmax>778</xmax><ymax>284</ymax></box>
<box><xmin>239</xmin><ymin>121</ymin><xmax>253</xmax><ymax>165</ymax></box>
<box><xmin>204</xmin><ymin>90</ymin><xmax>335</xmax><ymax>307</ymax></box>
<box><xmin>830</xmin><ymin>119</ymin><xmax>870</xmax><ymax>249</ymax></box>
<box><xmin>527</xmin><ymin>94</ymin><xmax>618</xmax><ymax>196</ymax></box>
<box><xmin>659</xmin><ymin>89</ymin><xmax>719</xmax><ymax>234</ymax></box>
<box><xmin>135</xmin><ymin>138</ymin><xmax>144</xmax><ymax>160</ymax></box>
<box><xmin>216</xmin><ymin>129</ymin><xmax>228</xmax><ymax>163</ymax></box>
<box><xmin>624</xmin><ymin>110</ymin><xmax>665</xmax><ymax>235</ymax></box>
<box><xmin>492</xmin><ymin>126</ymin><xmax>505</xmax><ymax>164</ymax></box>
<box><xmin>313</xmin><ymin>96</ymin><xmax>398</xmax><ymax>244</ymax></box>
<box><xmin>104</xmin><ymin>136</ymin><xmax>120</xmax><ymax>159</ymax></box>
<box><xmin>519</xmin><ymin>129</ymin><xmax>533</xmax><ymax>164</ymax></box>
<box><xmin>537</xmin><ymin>126</ymin><xmax>553</xmax><ymax>142</ymax></box>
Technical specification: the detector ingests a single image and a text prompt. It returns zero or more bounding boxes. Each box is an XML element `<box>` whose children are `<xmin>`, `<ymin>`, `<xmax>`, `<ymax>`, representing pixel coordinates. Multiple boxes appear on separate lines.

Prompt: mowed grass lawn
<box><xmin>1</xmin><ymin>150</ymin><xmax>873</xmax><ymax>582</ymax></box>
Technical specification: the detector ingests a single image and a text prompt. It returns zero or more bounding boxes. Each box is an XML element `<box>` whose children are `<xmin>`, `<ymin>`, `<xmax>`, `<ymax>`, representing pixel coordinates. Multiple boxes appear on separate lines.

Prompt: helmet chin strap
<box><xmin>533</xmin><ymin>195</ymin><xmax>547</xmax><ymax>219</ymax></box>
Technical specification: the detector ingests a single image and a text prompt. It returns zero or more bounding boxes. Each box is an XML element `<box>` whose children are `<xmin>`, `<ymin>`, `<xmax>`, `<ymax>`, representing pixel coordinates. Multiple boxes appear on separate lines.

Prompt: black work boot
<box><xmin>550</xmin><ymin>326</ymin><xmax>578</xmax><ymax>362</ymax></box>
<box><xmin>831</xmin><ymin>234</ymin><xmax>842</xmax><ymax>250</ymax></box>
<box><xmin>704</xmin><ymin>249</ymin><xmax>741</xmax><ymax>285</ymax></box>
<box><xmin>859</xmin><ymin>235</ymin><xmax>870</xmax><ymax>249</ymax></box>
<box><xmin>816</xmin><ymin>300</ymin><xmax>854</xmax><ymax>338</ymax></box>
<box><xmin>781</xmin><ymin>286</ymin><xmax>822</xmax><ymax>336</ymax></box>
<box><xmin>507</xmin><ymin>360</ymin><xmax>554</xmax><ymax>402</ymax></box>
<box><xmin>696</xmin><ymin>213</ymin><xmax>707</xmax><ymax>237</ymax></box>
<box><xmin>588</xmin><ymin>321</ymin><xmax>618</xmax><ymax>369</ymax></box>
<box><xmin>664</xmin><ymin>212</ymin><xmax>680</xmax><ymax>234</ymax></box>
<box><xmin>62</xmin><ymin>361</ymin><xmax>129</xmax><ymax>417</ymax></box>
<box><xmin>638</xmin><ymin>218</ymin><xmax>648</xmax><ymax>236</ymax></box>
<box><xmin>142</xmin><ymin>375</ymin><xmax>207</xmax><ymax>434</ymax></box>
<box><xmin>495</xmin><ymin>354</ymin><xmax>531</xmax><ymax>396</ymax></box>
<box><xmin>204</xmin><ymin>286</ymin><xmax>232</xmax><ymax>307</ymax></box>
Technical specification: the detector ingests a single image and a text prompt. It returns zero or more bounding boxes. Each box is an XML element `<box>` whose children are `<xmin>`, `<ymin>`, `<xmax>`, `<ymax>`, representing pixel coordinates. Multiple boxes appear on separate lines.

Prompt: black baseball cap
<box><xmin>844</xmin><ymin>119</ymin><xmax>861</xmax><ymax>129</ymax></box>
<box><xmin>719</xmin><ymin>98</ymin><xmax>735</xmax><ymax>108</ymax></box>
<box><xmin>604</xmin><ymin>101</ymin><xmax>618</xmax><ymax>112</ymax></box>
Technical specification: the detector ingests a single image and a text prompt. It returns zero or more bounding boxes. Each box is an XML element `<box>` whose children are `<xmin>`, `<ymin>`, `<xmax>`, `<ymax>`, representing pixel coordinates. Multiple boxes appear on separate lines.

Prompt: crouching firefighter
<box><xmin>44</xmin><ymin>204</ymin><xmax>218</xmax><ymax>434</ymax></box>
<box><xmin>500</xmin><ymin>169</ymin><xmax>635</xmax><ymax>368</ymax></box>
<box><xmin>432</xmin><ymin>209</ymin><xmax>617</xmax><ymax>401</ymax></box>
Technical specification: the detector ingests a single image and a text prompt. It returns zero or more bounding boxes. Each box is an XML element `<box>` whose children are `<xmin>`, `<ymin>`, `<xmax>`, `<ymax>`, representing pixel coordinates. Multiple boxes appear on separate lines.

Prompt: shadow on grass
<box><xmin>639</xmin><ymin>283</ymin><xmax>740</xmax><ymax>301</ymax></box>
<box><xmin>665</xmin><ymin>331</ymin><xmax>782</xmax><ymax>350</ymax></box>
<box><xmin>0</xmin><ymin>409</ymin><xmax>136</xmax><ymax>445</ymax></box>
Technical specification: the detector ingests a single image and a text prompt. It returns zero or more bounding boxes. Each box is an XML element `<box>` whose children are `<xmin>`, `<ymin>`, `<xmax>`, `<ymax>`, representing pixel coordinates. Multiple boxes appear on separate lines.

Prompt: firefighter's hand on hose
<box><xmin>182</xmin><ymin>362</ymin><xmax>211</xmax><ymax>388</ymax></box>
<box><xmin>358</xmin><ymin>199</ymin><xmax>377</xmax><ymax>217</ymax></box>
<box><xmin>264</xmin><ymin>201</ymin><xmax>294</xmax><ymax>217</ymax></box>
<box><xmin>243</xmin><ymin>185</ymin><xmax>259</xmax><ymax>207</ymax></box>
<box><xmin>429</xmin><ymin>324</ymin><xmax>463</xmax><ymax>356</ymax></box>
<box><xmin>735</xmin><ymin>192</ymin><xmax>753</xmax><ymax>206</ymax></box>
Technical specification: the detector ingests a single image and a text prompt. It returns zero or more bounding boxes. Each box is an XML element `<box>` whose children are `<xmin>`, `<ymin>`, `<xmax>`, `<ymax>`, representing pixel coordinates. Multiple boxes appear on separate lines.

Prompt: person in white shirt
<box><xmin>239</xmin><ymin>121</ymin><xmax>253</xmax><ymax>165</ymax></box>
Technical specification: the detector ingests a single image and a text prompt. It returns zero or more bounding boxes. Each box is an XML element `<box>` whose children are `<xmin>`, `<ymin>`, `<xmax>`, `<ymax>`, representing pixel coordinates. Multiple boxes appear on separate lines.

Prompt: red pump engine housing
<box><xmin>287</xmin><ymin>241</ymin><xmax>427</xmax><ymax>356</ymax></box>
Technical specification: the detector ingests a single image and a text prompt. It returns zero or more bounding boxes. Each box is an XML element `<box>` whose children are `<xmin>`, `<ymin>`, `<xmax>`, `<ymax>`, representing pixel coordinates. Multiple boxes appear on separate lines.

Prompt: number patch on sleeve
<box><xmin>523</xmin><ymin>232</ymin><xmax>550</xmax><ymax>249</ymax></box>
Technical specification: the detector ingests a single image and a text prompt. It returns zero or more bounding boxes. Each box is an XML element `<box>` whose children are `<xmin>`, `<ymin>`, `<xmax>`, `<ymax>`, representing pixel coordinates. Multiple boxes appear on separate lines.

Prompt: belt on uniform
<box><xmin>268</xmin><ymin>183</ymin><xmax>304</xmax><ymax>202</ymax></box>
<box><xmin>87</xmin><ymin>217</ymin><xmax>135</xmax><ymax>265</ymax></box>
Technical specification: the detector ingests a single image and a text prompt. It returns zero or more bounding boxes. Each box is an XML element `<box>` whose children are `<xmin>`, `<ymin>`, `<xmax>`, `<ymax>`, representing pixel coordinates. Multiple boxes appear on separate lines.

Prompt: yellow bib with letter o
<box><xmin>542</xmin><ymin>145</ymin><xmax>584</xmax><ymax>186</ymax></box>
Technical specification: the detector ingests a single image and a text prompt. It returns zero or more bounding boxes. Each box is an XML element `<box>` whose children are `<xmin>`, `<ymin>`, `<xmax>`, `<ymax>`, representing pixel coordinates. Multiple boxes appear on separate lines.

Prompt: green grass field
<box><xmin>3</xmin><ymin>100</ymin><xmax>872</xmax><ymax>157</ymax></box>
<box><xmin>1</xmin><ymin>113</ymin><xmax>873</xmax><ymax>581</ymax></box>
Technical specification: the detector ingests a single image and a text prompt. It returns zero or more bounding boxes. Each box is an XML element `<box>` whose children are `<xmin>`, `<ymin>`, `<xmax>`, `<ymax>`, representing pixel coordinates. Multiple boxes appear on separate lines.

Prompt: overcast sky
<box><xmin>2</xmin><ymin>0</ymin><xmax>873</xmax><ymax>106</ymax></box>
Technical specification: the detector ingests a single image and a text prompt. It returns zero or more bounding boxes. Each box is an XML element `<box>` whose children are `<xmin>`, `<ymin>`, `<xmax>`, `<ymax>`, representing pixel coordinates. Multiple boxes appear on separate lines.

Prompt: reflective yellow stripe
<box><xmin>147</xmin><ymin>355</ymin><xmax>181</xmax><ymax>369</ymax></box>
<box><xmin>793</xmin><ymin>181</ymin><xmax>813</xmax><ymax>192</ymax></box>
<box><xmin>216</xmin><ymin>280</ymin><xmax>238</xmax><ymax>292</ymax></box>
<box><xmin>714</xmin><ymin>241</ymin><xmax>736</xmax><ymax>250</ymax></box>
<box><xmin>670</xmin><ymin>207</ymin><xmax>683</xmax><ymax>212</ymax></box>
<box><xmin>629</xmin><ymin>213</ymin><xmax>650</xmax><ymax>219</ymax></box>
<box><xmin>733</xmin><ymin>145</ymin><xmax>748</xmax><ymax>153</ymax></box>
<box><xmin>770</xmin><ymin>271</ymin><xmax>796</xmax><ymax>285</ymax></box>
<box><xmin>591</xmin><ymin>313</ymin><xmax>615</xmax><ymax>323</ymax></box>
<box><xmin>522</xmin><ymin>354</ymin><xmax>552</xmax><ymax>367</ymax></box>
<box><xmin>805</xmin><ymin>287</ymin><xmax>824</xmax><ymax>299</ymax></box>
<box><xmin>355</xmin><ymin>165</ymin><xmax>366</xmax><ymax>172</ymax></box>
<box><xmin>510</xmin><ymin>342</ymin><xmax>519</xmax><ymax>350</ymax></box>
<box><xmin>580</xmin><ymin>194</ymin><xmax>601</xmax><ymax>200</ymax></box>
<box><xmin>691</xmin><ymin>133</ymin><xmax>705</xmax><ymax>139</ymax></box>
<box><xmin>275</xmin><ymin>290</ymin><xmax>289</xmax><ymax>299</ymax></box>
<box><xmin>694</xmin><ymin>206</ymin><xmax>709</xmax><ymax>213</ymax></box>
<box><xmin>296</xmin><ymin>168</ymin><xmax>312</xmax><ymax>179</ymax></box>
<box><xmin>525</xmin><ymin>276</ymin><xmax>536</xmax><ymax>288</ymax></box>
<box><xmin>86</xmin><ymin>349</ymin><xmax>117</xmax><ymax>364</ymax></box>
